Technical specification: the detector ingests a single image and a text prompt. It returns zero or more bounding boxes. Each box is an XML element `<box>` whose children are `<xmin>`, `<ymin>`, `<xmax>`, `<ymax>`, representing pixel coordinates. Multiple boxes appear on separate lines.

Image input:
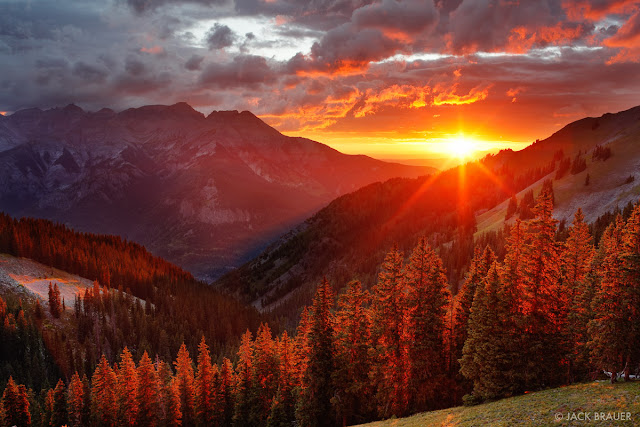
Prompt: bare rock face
<box><xmin>0</xmin><ymin>103</ymin><xmax>431</xmax><ymax>280</ymax></box>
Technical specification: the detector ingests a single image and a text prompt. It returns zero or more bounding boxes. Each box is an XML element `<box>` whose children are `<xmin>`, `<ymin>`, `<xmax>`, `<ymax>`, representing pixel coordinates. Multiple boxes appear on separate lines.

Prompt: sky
<box><xmin>2</xmin><ymin>0</ymin><xmax>640</xmax><ymax>159</ymax></box>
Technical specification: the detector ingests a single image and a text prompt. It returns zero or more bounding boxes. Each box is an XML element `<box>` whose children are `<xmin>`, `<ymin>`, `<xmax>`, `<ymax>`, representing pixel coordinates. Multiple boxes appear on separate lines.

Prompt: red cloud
<box><xmin>562</xmin><ymin>0</ymin><xmax>639</xmax><ymax>20</ymax></box>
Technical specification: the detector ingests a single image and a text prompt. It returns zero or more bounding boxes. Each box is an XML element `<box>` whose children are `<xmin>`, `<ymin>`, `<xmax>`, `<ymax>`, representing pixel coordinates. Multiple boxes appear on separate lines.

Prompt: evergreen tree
<box><xmin>404</xmin><ymin>238</ymin><xmax>451</xmax><ymax>412</ymax></box>
<box><xmin>561</xmin><ymin>208</ymin><xmax>596</xmax><ymax>382</ymax></box>
<box><xmin>91</xmin><ymin>355</ymin><xmax>118</xmax><ymax>426</ymax></box>
<box><xmin>51</xmin><ymin>379</ymin><xmax>67</xmax><ymax>427</ymax></box>
<box><xmin>370</xmin><ymin>246</ymin><xmax>407</xmax><ymax>418</ymax></box>
<box><xmin>48</xmin><ymin>282</ymin><xmax>61</xmax><ymax>318</ymax></box>
<box><xmin>174</xmin><ymin>343</ymin><xmax>195</xmax><ymax>426</ymax></box>
<box><xmin>195</xmin><ymin>337</ymin><xmax>218</xmax><ymax>426</ymax></box>
<box><xmin>136</xmin><ymin>351</ymin><xmax>161</xmax><ymax>426</ymax></box>
<box><xmin>250</xmin><ymin>323</ymin><xmax>279</xmax><ymax>425</ymax></box>
<box><xmin>620</xmin><ymin>202</ymin><xmax>640</xmax><ymax>379</ymax></box>
<box><xmin>117</xmin><ymin>347</ymin><xmax>139</xmax><ymax>426</ymax></box>
<box><xmin>332</xmin><ymin>281</ymin><xmax>373</xmax><ymax>426</ymax></box>
<box><xmin>267</xmin><ymin>332</ymin><xmax>295</xmax><ymax>427</ymax></box>
<box><xmin>520</xmin><ymin>188</ymin><xmax>565</xmax><ymax>389</ymax></box>
<box><xmin>453</xmin><ymin>246</ymin><xmax>495</xmax><ymax>383</ymax></box>
<box><xmin>1</xmin><ymin>376</ymin><xmax>31</xmax><ymax>427</ymax></box>
<box><xmin>296</xmin><ymin>278</ymin><xmax>336</xmax><ymax>427</ymax></box>
<box><xmin>233</xmin><ymin>330</ymin><xmax>254</xmax><ymax>426</ymax></box>
<box><xmin>220</xmin><ymin>358</ymin><xmax>235</xmax><ymax>426</ymax></box>
<box><xmin>67</xmin><ymin>372</ymin><xmax>85</xmax><ymax>427</ymax></box>
<box><xmin>460</xmin><ymin>262</ymin><xmax>512</xmax><ymax>400</ymax></box>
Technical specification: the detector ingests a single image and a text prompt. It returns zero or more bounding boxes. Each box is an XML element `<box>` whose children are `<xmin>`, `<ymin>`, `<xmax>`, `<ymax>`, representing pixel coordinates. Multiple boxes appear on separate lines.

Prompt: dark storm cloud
<box><xmin>185</xmin><ymin>54</ymin><xmax>205</xmax><ymax>70</ymax></box>
<box><xmin>206</xmin><ymin>23</ymin><xmax>235</xmax><ymax>50</ymax></box>
<box><xmin>73</xmin><ymin>62</ymin><xmax>108</xmax><ymax>83</ymax></box>
<box><xmin>200</xmin><ymin>55</ymin><xmax>276</xmax><ymax>88</ymax></box>
<box><xmin>125</xmin><ymin>0</ymin><xmax>229</xmax><ymax>14</ymax></box>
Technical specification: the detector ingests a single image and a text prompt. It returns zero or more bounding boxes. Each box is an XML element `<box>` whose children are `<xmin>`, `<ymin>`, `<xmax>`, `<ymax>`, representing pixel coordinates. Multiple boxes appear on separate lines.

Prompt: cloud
<box><xmin>185</xmin><ymin>54</ymin><xmax>204</xmax><ymax>70</ymax></box>
<box><xmin>200</xmin><ymin>55</ymin><xmax>276</xmax><ymax>88</ymax></box>
<box><xmin>432</xmin><ymin>83</ymin><xmax>491</xmax><ymax>106</ymax></box>
<box><xmin>125</xmin><ymin>0</ymin><xmax>229</xmax><ymax>14</ymax></box>
<box><xmin>206</xmin><ymin>23</ymin><xmax>235</xmax><ymax>50</ymax></box>
<box><xmin>562</xmin><ymin>0</ymin><xmax>639</xmax><ymax>20</ymax></box>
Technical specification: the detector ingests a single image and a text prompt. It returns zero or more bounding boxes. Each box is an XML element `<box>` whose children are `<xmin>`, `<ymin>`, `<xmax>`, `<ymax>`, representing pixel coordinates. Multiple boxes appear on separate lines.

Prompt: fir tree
<box><xmin>370</xmin><ymin>246</ymin><xmax>407</xmax><ymax>418</ymax></box>
<box><xmin>233</xmin><ymin>330</ymin><xmax>254</xmax><ymax>426</ymax></box>
<box><xmin>332</xmin><ymin>281</ymin><xmax>373</xmax><ymax>426</ymax></box>
<box><xmin>404</xmin><ymin>238</ymin><xmax>451</xmax><ymax>412</ymax></box>
<box><xmin>51</xmin><ymin>379</ymin><xmax>67</xmax><ymax>427</ymax></box>
<box><xmin>589</xmin><ymin>217</ymin><xmax>627</xmax><ymax>381</ymax></box>
<box><xmin>520</xmin><ymin>188</ymin><xmax>565</xmax><ymax>389</ymax></box>
<box><xmin>453</xmin><ymin>246</ymin><xmax>495</xmax><ymax>382</ymax></box>
<box><xmin>561</xmin><ymin>208</ymin><xmax>595</xmax><ymax>382</ymax></box>
<box><xmin>91</xmin><ymin>355</ymin><xmax>118</xmax><ymax>427</ymax></box>
<box><xmin>174</xmin><ymin>343</ymin><xmax>195</xmax><ymax>426</ymax></box>
<box><xmin>117</xmin><ymin>347</ymin><xmax>139</xmax><ymax>426</ymax></box>
<box><xmin>136</xmin><ymin>351</ymin><xmax>161</xmax><ymax>426</ymax></box>
<box><xmin>67</xmin><ymin>372</ymin><xmax>85</xmax><ymax>427</ymax></box>
<box><xmin>195</xmin><ymin>337</ymin><xmax>218</xmax><ymax>426</ymax></box>
<box><xmin>460</xmin><ymin>262</ymin><xmax>513</xmax><ymax>400</ymax></box>
<box><xmin>296</xmin><ymin>278</ymin><xmax>336</xmax><ymax>427</ymax></box>
<box><xmin>250</xmin><ymin>323</ymin><xmax>279</xmax><ymax>425</ymax></box>
<box><xmin>1</xmin><ymin>376</ymin><xmax>31</xmax><ymax>427</ymax></box>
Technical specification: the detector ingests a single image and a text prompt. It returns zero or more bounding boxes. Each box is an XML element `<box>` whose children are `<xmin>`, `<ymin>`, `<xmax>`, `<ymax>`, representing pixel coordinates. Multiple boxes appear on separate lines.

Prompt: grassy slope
<box><xmin>357</xmin><ymin>381</ymin><xmax>640</xmax><ymax>426</ymax></box>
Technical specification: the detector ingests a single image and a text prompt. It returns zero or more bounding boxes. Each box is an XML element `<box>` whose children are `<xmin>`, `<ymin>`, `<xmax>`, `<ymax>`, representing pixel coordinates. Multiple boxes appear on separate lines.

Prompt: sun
<box><xmin>446</xmin><ymin>135</ymin><xmax>476</xmax><ymax>159</ymax></box>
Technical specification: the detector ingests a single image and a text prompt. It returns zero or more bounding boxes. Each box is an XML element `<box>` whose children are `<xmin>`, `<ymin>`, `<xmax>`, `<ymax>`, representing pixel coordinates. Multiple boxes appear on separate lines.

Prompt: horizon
<box><xmin>2</xmin><ymin>1</ymin><xmax>640</xmax><ymax>159</ymax></box>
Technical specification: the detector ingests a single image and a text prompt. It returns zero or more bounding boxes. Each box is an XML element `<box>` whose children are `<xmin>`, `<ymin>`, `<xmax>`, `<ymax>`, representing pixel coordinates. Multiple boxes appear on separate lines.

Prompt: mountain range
<box><xmin>0</xmin><ymin>102</ymin><xmax>432</xmax><ymax>280</ymax></box>
<box><xmin>217</xmin><ymin>105</ymin><xmax>640</xmax><ymax>314</ymax></box>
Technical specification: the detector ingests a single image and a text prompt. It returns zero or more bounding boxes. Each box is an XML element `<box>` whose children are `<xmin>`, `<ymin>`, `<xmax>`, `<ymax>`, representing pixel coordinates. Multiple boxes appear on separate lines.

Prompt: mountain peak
<box><xmin>118</xmin><ymin>103</ymin><xmax>204</xmax><ymax>121</ymax></box>
<box><xmin>62</xmin><ymin>103</ymin><xmax>84</xmax><ymax>114</ymax></box>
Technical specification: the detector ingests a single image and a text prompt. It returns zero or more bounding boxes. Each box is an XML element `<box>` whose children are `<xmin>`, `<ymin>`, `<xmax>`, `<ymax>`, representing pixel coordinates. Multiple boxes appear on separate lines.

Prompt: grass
<box><xmin>355</xmin><ymin>381</ymin><xmax>640</xmax><ymax>426</ymax></box>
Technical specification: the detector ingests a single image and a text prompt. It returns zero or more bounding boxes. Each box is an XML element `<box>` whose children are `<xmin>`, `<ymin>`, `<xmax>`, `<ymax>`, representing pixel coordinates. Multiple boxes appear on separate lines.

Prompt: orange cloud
<box><xmin>432</xmin><ymin>83</ymin><xmax>491</xmax><ymax>106</ymax></box>
<box><xmin>507</xmin><ymin>86</ymin><xmax>525</xmax><ymax>102</ymax></box>
<box><xmin>355</xmin><ymin>84</ymin><xmax>430</xmax><ymax>117</ymax></box>
<box><xmin>506</xmin><ymin>23</ymin><xmax>593</xmax><ymax>53</ymax></box>
<box><xmin>563</xmin><ymin>0</ymin><xmax>638</xmax><ymax>20</ymax></box>
<box><xmin>140</xmin><ymin>45</ymin><xmax>164</xmax><ymax>54</ymax></box>
<box><xmin>0</xmin><ymin>111</ymin><xmax>6</xmax><ymax>116</ymax></box>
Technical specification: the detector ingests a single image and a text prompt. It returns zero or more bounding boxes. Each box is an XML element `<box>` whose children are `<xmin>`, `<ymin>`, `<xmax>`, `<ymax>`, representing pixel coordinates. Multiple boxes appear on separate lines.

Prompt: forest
<box><xmin>2</xmin><ymin>187</ymin><xmax>640</xmax><ymax>426</ymax></box>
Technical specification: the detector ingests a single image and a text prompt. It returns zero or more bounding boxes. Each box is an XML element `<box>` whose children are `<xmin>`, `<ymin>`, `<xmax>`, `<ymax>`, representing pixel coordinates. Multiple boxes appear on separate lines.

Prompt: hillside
<box><xmin>218</xmin><ymin>105</ymin><xmax>640</xmax><ymax>316</ymax></box>
<box><xmin>356</xmin><ymin>381</ymin><xmax>640</xmax><ymax>427</ymax></box>
<box><xmin>0</xmin><ymin>103</ymin><xmax>432</xmax><ymax>280</ymax></box>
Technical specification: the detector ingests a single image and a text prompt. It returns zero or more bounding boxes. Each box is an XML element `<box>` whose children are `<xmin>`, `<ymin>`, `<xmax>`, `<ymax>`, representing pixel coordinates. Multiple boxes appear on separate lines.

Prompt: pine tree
<box><xmin>460</xmin><ymin>262</ymin><xmax>512</xmax><ymax>400</ymax></box>
<box><xmin>220</xmin><ymin>357</ymin><xmax>235</xmax><ymax>426</ymax></box>
<box><xmin>296</xmin><ymin>278</ymin><xmax>336</xmax><ymax>427</ymax></box>
<box><xmin>561</xmin><ymin>208</ymin><xmax>595</xmax><ymax>382</ymax></box>
<box><xmin>136</xmin><ymin>351</ymin><xmax>161</xmax><ymax>426</ymax></box>
<box><xmin>1</xmin><ymin>377</ymin><xmax>31</xmax><ymax>427</ymax></box>
<box><xmin>195</xmin><ymin>337</ymin><xmax>218</xmax><ymax>426</ymax></box>
<box><xmin>91</xmin><ymin>355</ymin><xmax>118</xmax><ymax>426</ymax></box>
<box><xmin>332</xmin><ymin>281</ymin><xmax>373</xmax><ymax>426</ymax></box>
<box><xmin>233</xmin><ymin>330</ymin><xmax>254</xmax><ymax>426</ymax></box>
<box><xmin>48</xmin><ymin>282</ymin><xmax>61</xmax><ymax>318</ymax></box>
<box><xmin>67</xmin><ymin>372</ymin><xmax>85</xmax><ymax>427</ymax></box>
<box><xmin>589</xmin><ymin>218</ymin><xmax>627</xmax><ymax>381</ymax></box>
<box><xmin>370</xmin><ymin>246</ymin><xmax>407</xmax><ymax>418</ymax></box>
<box><xmin>267</xmin><ymin>332</ymin><xmax>295</xmax><ymax>427</ymax></box>
<box><xmin>157</xmin><ymin>360</ymin><xmax>181</xmax><ymax>427</ymax></box>
<box><xmin>250</xmin><ymin>323</ymin><xmax>279</xmax><ymax>425</ymax></box>
<box><xmin>117</xmin><ymin>347</ymin><xmax>139</xmax><ymax>426</ymax></box>
<box><xmin>520</xmin><ymin>188</ymin><xmax>565</xmax><ymax>389</ymax></box>
<box><xmin>51</xmin><ymin>379</ymin><xmax>67</xmax><ymax>427</ymax></box>
<box><xmin>453</xmin><ymin>246</ymin><xmax>495</xmax><ymax>384</ymax></box>
<box><xmin>404</xmin><ymin>238</ymin><xmax>451</xmax><ymax>412</ymax></box>
<box><xmin>619</xmin><ymin>202</ymin><xmax>640</xmax><ymax>379</ymax></box>
<box><xmin>506</xmin><ymin>194</ymin><xmax>517</xmax><ymax>220</ymax></box>
<box><xmin>174</xmin><ymin>343</ymin><xmax>196</xmax><ymax>426</ymax></box>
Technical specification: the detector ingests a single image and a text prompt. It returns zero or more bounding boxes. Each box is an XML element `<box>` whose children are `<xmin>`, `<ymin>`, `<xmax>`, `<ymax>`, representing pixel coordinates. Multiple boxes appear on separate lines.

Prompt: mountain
<box><xmin>0</xmin><ymin>103</ymin><xmax>432</xmax><ymax>280</ymax></box>
<box><xmin>218</xmin><ymin>105</ymin><xmax>640</xmax><ymax>314</ymax></box>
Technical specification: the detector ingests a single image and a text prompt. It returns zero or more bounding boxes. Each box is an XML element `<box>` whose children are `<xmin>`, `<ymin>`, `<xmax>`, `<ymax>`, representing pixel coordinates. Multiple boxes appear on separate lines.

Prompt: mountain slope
<box><xmin>218</xmin><ymin>105</ymin><xmax>640</xmax><ymax>314</ymax></box>
<box><xmin>357</xmin><ymin>381</ymin><xmax>640</xmax><ymax>427</ymax></box>
<box><xmin>0</xmin><ymin>103</ymin><xmax>432</xmax><ymax>279</ymax></box>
